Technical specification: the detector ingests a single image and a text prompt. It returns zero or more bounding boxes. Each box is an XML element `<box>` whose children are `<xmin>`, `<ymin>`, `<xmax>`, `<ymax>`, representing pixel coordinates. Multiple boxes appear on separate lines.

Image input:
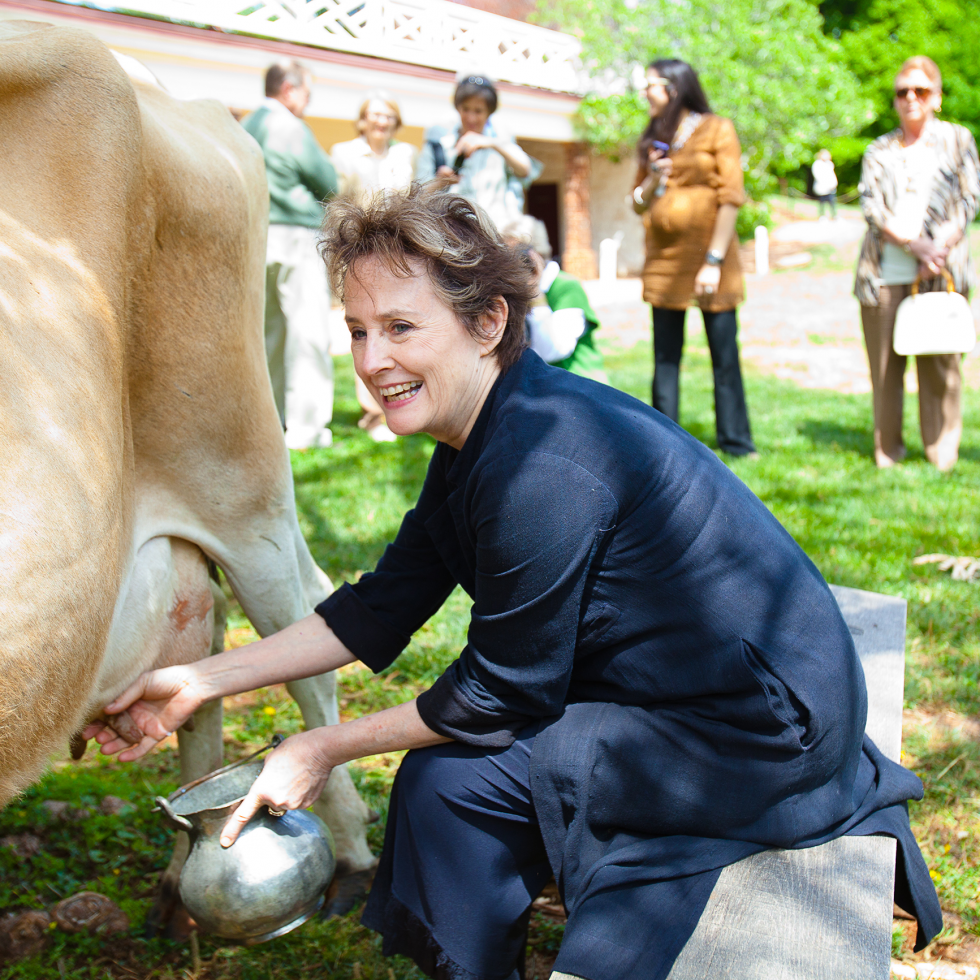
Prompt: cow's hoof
<box><xmin>161</xmin><ymin>905</ymin><xmax>198</xmax><ymax>942</ymax></box>
<box><xmin>143</xmin><ymin>892</ymin><xmax>181</xmax><ymax>939</ymax></box>
<box><xmin>321</xmin><ymin>867</ymin><xmax>377</xmax><ymax>919</ymax></box>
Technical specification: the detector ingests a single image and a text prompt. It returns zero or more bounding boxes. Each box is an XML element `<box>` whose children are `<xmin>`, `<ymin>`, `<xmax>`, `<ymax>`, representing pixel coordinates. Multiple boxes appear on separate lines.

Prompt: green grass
<box><xmin>3</xmin><ymin>331</ymin><xmax>980</xmax><ymax>976</ymax></box>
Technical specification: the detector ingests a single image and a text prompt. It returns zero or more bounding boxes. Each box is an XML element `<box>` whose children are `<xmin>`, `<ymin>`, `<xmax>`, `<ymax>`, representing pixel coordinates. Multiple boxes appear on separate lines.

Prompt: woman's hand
<box><xmin>647</xmin><ymin>148</ymin><xmax>673</xmax><ymax>181</ymax></box>
<box><xmin>434</xmin><ymin>165</ymin><xmax>460</xmax><ymax>188</ymax></box>
<box><xmin>220</xmin><ymin>730</ymin><xmax>334</xmax><ymax>847</ymax></box>
<box><xmin>908</xmin><ymin>236</ymin><xmax>950</xmax><ymax>276</ymax></box>
<box><xmin>85</xmin><ymin>665</ymin><xmax>208</xmax><ymax>762</ymax></box>
<box><xmin>455</xmin><ymin>130</ymin><xmax>494</xmax><ymax>157</ymax></box>
<box><xmin>693</xmin><ymin>263</ymin><xmax>721</xmax><ymax>299</ymax></box>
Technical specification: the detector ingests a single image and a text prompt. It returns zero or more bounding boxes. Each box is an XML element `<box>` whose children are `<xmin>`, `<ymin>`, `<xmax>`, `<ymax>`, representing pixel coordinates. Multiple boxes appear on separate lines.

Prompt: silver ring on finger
<box><xmin>267</xmin><ymin>806</ymin><xmax>287</xmax><ymax>817</ymax></box>
<box><xmin>705</xmin><ymin>286</ymin><xmax>714</xmax><ymax>293</ymax></box>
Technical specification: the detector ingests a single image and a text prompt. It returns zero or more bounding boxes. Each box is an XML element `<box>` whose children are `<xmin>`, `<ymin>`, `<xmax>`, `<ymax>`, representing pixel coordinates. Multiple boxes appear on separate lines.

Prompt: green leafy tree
<box><xmin>535</xmin><ymin>0</ymin><xmax>873</xmax><ymax>196</ymax></box>
<box><xmin>819</xmin><ymin>0</ymin><xmax>980</xmax><ymax>186</ymax></box>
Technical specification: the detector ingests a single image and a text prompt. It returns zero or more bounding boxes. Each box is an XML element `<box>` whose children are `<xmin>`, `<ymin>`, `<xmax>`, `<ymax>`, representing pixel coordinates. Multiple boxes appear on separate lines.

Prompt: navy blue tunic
<box><xmin>318</xmin><ymin>350</ymin><xmax>940</xmax><ymax>977</ymax></box>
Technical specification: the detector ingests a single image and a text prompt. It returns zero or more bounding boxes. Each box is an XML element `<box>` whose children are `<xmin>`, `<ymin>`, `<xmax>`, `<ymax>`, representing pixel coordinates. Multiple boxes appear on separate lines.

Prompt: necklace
<box><xmin>672</xmin><ymin>112</ymin><xmax>703</xmax><ymax>151</ymax></box>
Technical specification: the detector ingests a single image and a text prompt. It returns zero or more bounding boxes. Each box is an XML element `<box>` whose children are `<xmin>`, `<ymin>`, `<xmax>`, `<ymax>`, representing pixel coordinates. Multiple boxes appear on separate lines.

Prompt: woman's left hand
<box><xmin>693</xmin><ymin>263</ymin><xmax>721</xmax><ymax>299</ymax></box>
<box><xmin>220</xmin><ymin>729</ymin><xmax>334</xmax><ymax>847</ymax></box>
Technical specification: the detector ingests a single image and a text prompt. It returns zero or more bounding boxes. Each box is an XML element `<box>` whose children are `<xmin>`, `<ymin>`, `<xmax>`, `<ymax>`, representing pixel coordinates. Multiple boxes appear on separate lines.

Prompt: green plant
<box><xmin>736</xmin><ymin>199</ymin><xmax>773</xmax><ymax>240</ymax></box>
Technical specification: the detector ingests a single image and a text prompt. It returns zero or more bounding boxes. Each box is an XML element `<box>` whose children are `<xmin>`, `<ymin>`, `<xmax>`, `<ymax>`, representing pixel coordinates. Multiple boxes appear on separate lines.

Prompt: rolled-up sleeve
<box><xmin>955</xmin><ymin>126</ymin><xmax>980</xmax><ymax>227</ymax></box>
<box><xmin>416</xmin><ymin>453</ymin><xmax>618</xmax><ymax>747</ymax></box>
<box><xmin>315</xmin><ymin>458</ymin><xmax>458</xmax><ymax>673</ymax></box>
<box><xmin>714</xmin><ymin>118</ymin><xmax>746</xmax><ymax>208</ymax></box>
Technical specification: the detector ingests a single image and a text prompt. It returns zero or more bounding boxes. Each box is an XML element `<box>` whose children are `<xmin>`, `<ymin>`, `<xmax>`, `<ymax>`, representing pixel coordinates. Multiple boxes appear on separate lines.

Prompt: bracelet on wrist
<box><xmin>705</xmin><ymin>250</ymin><xmax>725</xmax><ymax>267</ymax></box>
<box><xmin>901</xmin><ymin>239</ymin><xmax>914</xmax><ymax>255</ymax></box>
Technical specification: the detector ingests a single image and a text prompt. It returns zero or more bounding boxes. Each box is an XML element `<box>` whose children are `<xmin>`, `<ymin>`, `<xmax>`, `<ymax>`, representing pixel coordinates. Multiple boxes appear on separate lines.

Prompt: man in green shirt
<box><xmin>242</xmin><ymin>60</ymin><xmax>338</xmax><ymax>449</ymax></box>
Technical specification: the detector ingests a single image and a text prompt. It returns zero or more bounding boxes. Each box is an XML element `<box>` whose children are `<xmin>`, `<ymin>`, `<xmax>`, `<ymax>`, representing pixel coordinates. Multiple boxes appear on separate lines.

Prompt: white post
<box><xmin>599</xmin><ymin>237</ymin><xmax>620</xmax><ymax>284</ymax></box>
<box><xmin>754</xmin><ymin>225</ymin><xmax>769</xmax><ymax>276</ymax></box>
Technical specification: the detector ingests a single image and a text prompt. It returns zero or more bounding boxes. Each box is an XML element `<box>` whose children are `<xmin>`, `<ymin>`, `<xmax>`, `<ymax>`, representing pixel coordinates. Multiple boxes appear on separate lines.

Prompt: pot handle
<box><xmin>155</xmin><ymin>796</ymin><xmax>193</xmax><ymax>833</ymax></box>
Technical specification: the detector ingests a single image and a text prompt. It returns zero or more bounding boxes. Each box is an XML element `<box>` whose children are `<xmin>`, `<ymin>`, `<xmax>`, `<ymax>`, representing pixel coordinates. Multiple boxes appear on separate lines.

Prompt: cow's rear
<box><xmin>0</xmin><ymin>21</ymin><xmax>141</xmax><ymax>801</ymax></box>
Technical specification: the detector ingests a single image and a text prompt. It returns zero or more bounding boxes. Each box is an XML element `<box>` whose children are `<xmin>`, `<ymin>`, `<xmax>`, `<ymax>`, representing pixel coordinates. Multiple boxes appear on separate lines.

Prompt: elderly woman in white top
<box><xmin>855</xmin><ymin>56</ymin><xmax>980</xmax><ymax>471</ymax></box>
<box><xmin>416</xmin><ymin>72</ymin><xmax>542</xmax><ymax>231</ymax></box>
<box><xmin>332</xmin><ymin>91</ymin><xmax>418</xmax><ymax>441</ymax></box>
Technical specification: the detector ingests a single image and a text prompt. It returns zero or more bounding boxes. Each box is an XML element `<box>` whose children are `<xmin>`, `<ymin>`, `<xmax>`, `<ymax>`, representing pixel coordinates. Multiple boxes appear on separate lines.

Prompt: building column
<box><xmin>562</xmin><ymin>142</ymin><xmax>597</xmax><ymax>280</ymax></box>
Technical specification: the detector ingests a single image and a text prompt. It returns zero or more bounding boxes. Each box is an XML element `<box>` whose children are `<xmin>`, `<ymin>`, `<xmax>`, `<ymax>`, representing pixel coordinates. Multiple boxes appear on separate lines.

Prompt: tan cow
<box><xmin>0</xmin><ymin>19</ymin><xmax>374</xmax><ymax>917</ymax></box>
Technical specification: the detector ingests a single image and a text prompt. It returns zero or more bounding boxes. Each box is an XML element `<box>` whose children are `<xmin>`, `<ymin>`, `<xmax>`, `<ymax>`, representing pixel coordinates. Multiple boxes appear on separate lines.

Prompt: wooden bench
<box><xmin>667</xmin><ymin>584</ymin><xmax>907</xmax><ymax>980</ymax></box>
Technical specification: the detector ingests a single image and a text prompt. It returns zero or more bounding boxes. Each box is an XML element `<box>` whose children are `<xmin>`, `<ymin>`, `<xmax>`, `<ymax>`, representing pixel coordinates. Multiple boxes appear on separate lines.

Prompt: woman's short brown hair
<box><xmin>355</xmin><ymin>90</ymin><xmax>402</xmax><ymax>136</ymax></box>
<box><xmin>896</xmin><ymin>56</ymin><xmax>942</xmax><ymax>92</ymax></box>
<box><xmin>321</xmin><ymin>184</ymin><xmax>532</xmax><ymax>371</ymax></box>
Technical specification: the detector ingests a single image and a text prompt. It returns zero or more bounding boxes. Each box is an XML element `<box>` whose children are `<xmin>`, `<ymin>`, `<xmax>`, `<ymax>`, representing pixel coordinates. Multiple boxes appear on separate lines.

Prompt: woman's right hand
<box><xmin>434</xmin><ymin>165</ymin><xmax>460</xmax><ymax>188</ymax></box>
<box><xmin>84</xmin><ymin>665</ymin><xmax>208</xmax><ymax>762</ymax></box>
<box><xmin>903</xmin><ymin>236</ymin><xmax>949</xmax><ymax>277</ymax></box>
<box><xmin>648</xmin><ymin>148</ymin><xmax>673</xmax><ymax>181</ymax></box>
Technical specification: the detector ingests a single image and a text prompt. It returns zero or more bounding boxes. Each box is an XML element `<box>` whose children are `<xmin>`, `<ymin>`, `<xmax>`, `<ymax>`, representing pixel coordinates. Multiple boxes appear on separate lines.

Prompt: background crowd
<box><xmin>244</xmin><ymin>49</ymin><xmax>978</xmax><ymax>475</ymax></box>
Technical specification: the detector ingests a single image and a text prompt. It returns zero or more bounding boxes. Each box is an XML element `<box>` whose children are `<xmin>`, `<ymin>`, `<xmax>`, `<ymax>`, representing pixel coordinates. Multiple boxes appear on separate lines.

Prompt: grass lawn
<box><xmin>3</xmin><ymin>324</ymin><xmax>979</xmax><ymax>978</ymax></box>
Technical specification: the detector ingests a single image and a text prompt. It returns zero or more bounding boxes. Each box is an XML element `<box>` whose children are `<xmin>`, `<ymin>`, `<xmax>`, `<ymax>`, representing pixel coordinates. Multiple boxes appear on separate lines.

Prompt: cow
<box><xmin>0</xmin><ymin>19</ymin><xmax>374</xmax><ymax>925</ymax></box>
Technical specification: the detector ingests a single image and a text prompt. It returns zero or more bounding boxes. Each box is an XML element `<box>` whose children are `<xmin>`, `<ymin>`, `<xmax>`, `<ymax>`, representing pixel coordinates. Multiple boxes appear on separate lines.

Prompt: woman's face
<box><xmin>645</xmin><ymin>71</ymin><xmax>672</xmax><ymax>118</ymax></box>
<box><xmin>345</xmin><ymin>255</ymin><xmax>505</xmax><ymax>449</ymax></box>
<box><xmin>362</xmin><ymin>99</ymin><xmax>398</xmax><ymax>144</ymax></box>
<box><xmin>894</xmin><ymin>68</ymin><xmax>940</xmax><ymax>130</ymax></box>
<box><xmin>458</xmin><ymin>96</ymin><xmax>492</xmax><ymax>134</ymax></box>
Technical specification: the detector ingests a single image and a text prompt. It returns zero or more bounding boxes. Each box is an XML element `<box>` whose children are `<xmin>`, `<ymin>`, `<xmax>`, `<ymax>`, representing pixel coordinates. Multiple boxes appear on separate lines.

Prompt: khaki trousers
<box><xmin>265</xmin><ymin>224</ymin><xmax>333</xmax><ymax>449</ymax></box>
<box><xmin>861</xmin><ymin>284</ymin><xmax>962</xmax><ymax>470</ymax></box>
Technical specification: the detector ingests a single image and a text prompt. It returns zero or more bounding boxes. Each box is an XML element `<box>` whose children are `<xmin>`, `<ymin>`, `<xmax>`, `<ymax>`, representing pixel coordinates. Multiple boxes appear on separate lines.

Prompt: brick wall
<box><xmin>562</xmin><ymin>142</ymin><xmax>598</xmax><ymax>280</ymax></box>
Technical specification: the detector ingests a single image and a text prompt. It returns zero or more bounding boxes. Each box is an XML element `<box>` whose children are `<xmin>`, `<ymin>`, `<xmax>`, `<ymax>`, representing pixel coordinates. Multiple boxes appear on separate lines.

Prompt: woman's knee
<box><xmin>395</xmin><ymin>743</ymin><xmax>472</xmax><ymax>806</ymax></box>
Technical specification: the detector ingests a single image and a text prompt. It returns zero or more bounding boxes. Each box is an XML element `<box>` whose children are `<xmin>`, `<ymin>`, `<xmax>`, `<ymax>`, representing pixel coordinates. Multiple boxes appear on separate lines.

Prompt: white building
<box><xmin>0</xmin><ymin>0</ymin><xmax>645</xmax><ymax>275</ymax></box>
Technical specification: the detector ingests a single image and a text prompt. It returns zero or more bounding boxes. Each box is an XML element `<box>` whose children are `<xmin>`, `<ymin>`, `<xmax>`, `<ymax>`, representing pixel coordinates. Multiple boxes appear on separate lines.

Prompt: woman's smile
<box><xmin>378</xmin><ymin>381</ymin><xmax>423</xmax><ymax>404</ymax></box>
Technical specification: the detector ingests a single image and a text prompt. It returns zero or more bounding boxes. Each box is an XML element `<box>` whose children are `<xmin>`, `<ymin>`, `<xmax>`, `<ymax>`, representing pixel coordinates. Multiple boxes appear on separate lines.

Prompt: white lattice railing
<box><xmin>60</xmin><ymin>0</ymin><xmax>582</xmax><ymax>92</ymax></box>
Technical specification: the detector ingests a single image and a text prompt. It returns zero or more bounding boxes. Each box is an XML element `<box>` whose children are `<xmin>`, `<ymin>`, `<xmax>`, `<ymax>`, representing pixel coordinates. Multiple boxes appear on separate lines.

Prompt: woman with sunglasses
<box><xmin>632</xmin><ymin>58</ymin><xmax>757</xmax><ymax>458</ymax></box>
<box><xmin>856</xmin><ymin>56</ymin><xmax>980</xmax><ymax>470</ymax></box>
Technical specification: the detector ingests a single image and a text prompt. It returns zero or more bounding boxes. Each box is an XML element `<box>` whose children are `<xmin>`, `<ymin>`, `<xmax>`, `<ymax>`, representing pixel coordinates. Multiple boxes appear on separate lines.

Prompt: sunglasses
<box><xmin>895</xmin><ymin>86</ymin><xmax>932</xmax><ymax>100</ymax></box>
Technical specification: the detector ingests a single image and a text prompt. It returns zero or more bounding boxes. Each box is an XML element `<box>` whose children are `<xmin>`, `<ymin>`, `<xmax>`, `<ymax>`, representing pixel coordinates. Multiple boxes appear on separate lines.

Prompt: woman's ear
<box><xmin>479</xmin><ymin>297</ymin><xmax>509</xmax><ymax>356</ymax></box>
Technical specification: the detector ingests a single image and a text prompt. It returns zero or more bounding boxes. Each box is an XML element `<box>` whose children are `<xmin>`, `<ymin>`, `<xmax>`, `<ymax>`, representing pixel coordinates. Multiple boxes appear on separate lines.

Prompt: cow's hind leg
<box><xmin>147</xmin><ymin>578</ymin><xmax>227</xmax><ymax>938</ymax></box>
<box><xmin>286</xmin><ymin>673</ymin><xmax>378</xmax><ymax>915</ymax></box>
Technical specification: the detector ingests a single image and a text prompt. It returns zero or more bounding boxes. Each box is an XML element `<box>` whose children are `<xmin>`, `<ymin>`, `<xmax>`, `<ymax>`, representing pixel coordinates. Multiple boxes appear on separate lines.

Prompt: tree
<box><xmin>535</xmin><ymin>0</ymin><xmax>873</xmax><ymax>196</ymax></box>
<box><xmin>820</xmin><ymin>0</ymin><xmax>980</xmax><ymax>143</ymax></box>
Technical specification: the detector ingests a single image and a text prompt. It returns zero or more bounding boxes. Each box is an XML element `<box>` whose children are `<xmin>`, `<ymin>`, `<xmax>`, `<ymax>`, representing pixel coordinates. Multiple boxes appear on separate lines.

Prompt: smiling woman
<box><xmin>95</xmin><ymin>185</ymin><xmax>940</xmax><ymax>980</ymax></box>
<box><xmin>323</xmin><ymin>187</ymin><xmax>533</xmax><ymax>447</ymax></box>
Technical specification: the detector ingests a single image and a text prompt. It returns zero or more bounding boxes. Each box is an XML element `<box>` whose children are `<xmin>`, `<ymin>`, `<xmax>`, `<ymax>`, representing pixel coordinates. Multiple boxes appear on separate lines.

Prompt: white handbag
<box><xmin>893</xmin><ymin>269</ymin><xmax>977</xmax><ymax>356</ymax></box>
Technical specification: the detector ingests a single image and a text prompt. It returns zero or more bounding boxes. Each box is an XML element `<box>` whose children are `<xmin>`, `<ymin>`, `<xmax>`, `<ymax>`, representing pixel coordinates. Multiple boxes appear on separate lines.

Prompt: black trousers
<box><xmin>652</xmin><ymin>306</ymin><xmax>756</xmax><ymax>456</ymax></box>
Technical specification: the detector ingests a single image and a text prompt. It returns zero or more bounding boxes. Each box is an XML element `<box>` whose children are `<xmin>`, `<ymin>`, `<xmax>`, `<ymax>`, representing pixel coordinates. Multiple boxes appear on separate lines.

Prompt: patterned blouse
<box><xmin>855</xmin><ymin>119</ymin><xmax>980</xmax><ymax>306</ymax></box>
<box><xmin>416</xmin><ymin>119</ymin><xmax>543</xmax><ymax>231</ymax></box>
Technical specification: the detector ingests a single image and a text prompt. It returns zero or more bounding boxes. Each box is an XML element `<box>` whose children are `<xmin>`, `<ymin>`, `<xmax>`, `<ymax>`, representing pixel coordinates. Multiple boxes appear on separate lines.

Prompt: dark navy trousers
<box><xmin>361</xmin><ymin>728</ymin><xmax>723</xmax><ymax>980</ymax></box>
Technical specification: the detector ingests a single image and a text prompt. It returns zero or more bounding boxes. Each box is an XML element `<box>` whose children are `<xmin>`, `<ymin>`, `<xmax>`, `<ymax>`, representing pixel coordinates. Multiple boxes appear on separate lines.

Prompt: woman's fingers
<box><xmin>220</xmin><ymin>792</ymin><xmax>265</xmax><ymax>848</ymax></box>
<box><xmin>215</xmin><ymin>732</ymin><xmax>336</xmax><ymax>846</ymax></box>
<box><xmin>104</xmin><ymin>674</ymin><xmax>150</xmax><ymax>714</ymax></box>
<box><xmin>114</xmin><ymin>733</ymin><xmax>161</xmax><ymax>762</ymax></box>
<box><xmin>81</xmin><ymin>721</ymin><xmax>106</xmax><ymax>740</ymax></box>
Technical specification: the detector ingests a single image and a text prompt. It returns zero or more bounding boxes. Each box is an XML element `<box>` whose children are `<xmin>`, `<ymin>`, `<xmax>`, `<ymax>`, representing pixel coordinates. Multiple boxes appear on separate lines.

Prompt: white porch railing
<box><xmin>60</xmin><ymin>0</ymin><xmax>582</xmax><ymax>92</ymax></box>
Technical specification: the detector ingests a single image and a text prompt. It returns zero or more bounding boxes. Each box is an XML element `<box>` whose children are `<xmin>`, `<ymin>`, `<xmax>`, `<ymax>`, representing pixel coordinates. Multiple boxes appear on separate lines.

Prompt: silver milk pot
<box><xmin>156</xmin><ymin>740</ymin><xmax>335</xmax><ymax>944</ymax></box>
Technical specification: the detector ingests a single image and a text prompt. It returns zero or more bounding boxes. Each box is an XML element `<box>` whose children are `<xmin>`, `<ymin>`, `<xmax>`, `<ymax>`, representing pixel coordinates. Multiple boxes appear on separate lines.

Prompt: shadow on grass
<box><xmin>798</xmin><ymin>419</ymin><xmax>874</xmax><ymax>458</ymax></box>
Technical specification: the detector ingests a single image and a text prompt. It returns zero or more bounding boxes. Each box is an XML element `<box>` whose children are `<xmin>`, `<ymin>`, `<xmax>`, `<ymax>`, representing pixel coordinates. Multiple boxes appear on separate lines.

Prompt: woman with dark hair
<box><xmin>632</xmin><ymin>58</ymin><xmax>756</xmax><ymax>457</ymax></box>
<box><xmin>93</xmin><ymin>186</ymin><xmax>938</xmax><ymax>980</ymax></box>
<box><xmin>416</xmin><ymin>70</ymin><xmax>542</xmax><ymax>230</ymax></box>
